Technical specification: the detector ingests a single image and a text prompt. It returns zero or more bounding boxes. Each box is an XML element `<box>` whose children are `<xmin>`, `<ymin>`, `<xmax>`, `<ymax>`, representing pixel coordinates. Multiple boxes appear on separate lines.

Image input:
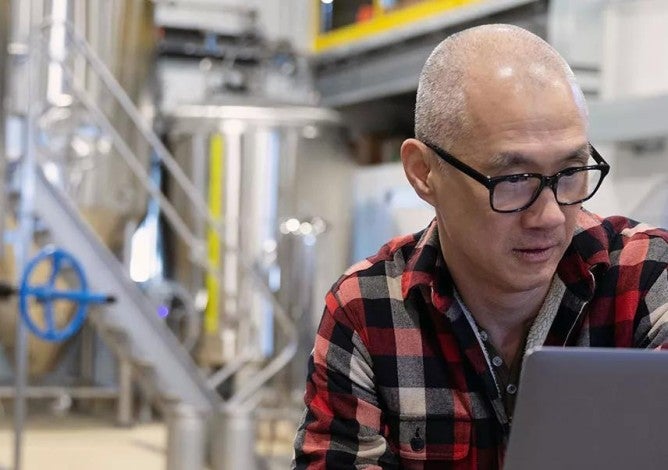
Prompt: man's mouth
<box><xmin>513</xmin><ymin>245</ymin><xmax>558</xmax><ymax>262</ymax></box>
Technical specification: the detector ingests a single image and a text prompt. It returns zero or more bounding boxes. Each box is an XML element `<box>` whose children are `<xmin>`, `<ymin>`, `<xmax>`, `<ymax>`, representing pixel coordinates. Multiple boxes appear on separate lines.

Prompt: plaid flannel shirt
<box><xmin>293</xmin><ymin>210</ymin><xmax>668</xmax><ymax>469</ymax></box>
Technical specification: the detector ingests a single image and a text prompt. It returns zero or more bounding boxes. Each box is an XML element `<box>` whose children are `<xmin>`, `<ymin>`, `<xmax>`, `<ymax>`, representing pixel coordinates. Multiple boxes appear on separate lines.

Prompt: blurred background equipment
<box><xmin>1</xmin><ymin>0</ymin><xmax>350</xmax><ymax>469</ymax></box>
<box><xmin>0</xmin><ymin>0</ymin><xmax>666</xmax><ymax>469</ymax></box>
<box><xmin>164</xmin><ymin>103</ymin><xmax>343</xmax><ymax>369</ymax></box>
<box><xmin>0</xmin><ymin>0</ymin><xmax>7</xmax><ymax>251</ymax></box>
<box><xmin>1</xmin><ymin>0</ymin><xmax>156</xmax><ymax>378</ymax></box>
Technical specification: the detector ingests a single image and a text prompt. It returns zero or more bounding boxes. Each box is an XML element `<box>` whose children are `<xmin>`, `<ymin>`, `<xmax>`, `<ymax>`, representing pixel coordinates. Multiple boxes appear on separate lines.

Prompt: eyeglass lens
<box><xmin>492</xmin><ymin>168</ymin><xmax>604</xmax><ymax>212</ymax></box>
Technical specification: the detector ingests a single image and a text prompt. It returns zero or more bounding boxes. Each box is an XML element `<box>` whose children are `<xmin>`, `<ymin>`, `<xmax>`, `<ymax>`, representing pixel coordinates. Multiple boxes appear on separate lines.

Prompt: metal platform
<box><xmin>314</xmin><ymin>0</ymin><xmax>548</xmax><ymax>107</ymax></box>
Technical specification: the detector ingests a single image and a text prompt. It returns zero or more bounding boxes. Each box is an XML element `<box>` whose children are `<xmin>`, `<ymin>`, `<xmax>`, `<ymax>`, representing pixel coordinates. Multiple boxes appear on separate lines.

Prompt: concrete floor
<box><xmin>0</xmin><ymin>413</ymin><xmax>295</xmax><ymax>470</ymax></box>
<box><xmin>0</xmin><ymin>415</ymin><xmax>168</xmax><ymax>470</ymax></box>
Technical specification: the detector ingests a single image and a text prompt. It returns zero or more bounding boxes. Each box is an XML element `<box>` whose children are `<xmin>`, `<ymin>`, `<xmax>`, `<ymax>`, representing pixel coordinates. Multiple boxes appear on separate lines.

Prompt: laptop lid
<box><xmin>505</xmin><ymin>347</ymin><xmax>668</xmax><ymax>470</ymax></box>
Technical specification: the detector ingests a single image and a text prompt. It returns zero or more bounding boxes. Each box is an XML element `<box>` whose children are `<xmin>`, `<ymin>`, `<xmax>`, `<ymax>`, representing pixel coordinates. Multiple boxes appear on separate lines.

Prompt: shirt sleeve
<box><xmin>292</xmin><ymin>291</ymin><xmax>397</xmax><ymax>469</ymax></box>
<box><xmin>637</xmin><ymin>259</ymin><xmax>668</xmax><ymax>349</ymax></box>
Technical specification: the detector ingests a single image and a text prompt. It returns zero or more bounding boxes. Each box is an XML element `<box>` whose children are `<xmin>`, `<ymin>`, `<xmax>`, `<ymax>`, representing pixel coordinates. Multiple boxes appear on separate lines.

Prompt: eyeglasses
<box><xmin>422</xmin><ymin>141</ymin><xmax>610</xmax><ymax>213</ymax></box>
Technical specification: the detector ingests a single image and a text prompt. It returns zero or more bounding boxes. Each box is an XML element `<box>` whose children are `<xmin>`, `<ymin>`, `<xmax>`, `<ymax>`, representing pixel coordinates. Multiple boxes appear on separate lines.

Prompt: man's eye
<box><xmin>505</xmin><ymin>174</ymin><xmax>530</xmax><ymax>183</ymax></box>
<box><xmin>559</xmin><ymin>166</ymin><xmax>585</xmax><ymax>176</ymax></box>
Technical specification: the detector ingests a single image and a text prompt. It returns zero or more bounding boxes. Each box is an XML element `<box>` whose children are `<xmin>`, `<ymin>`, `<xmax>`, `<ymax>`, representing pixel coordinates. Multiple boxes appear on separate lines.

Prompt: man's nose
<box><xmin>521</xmin><ymin>186</ymin><xmax>566</xmax><ymax>229</ymax></box>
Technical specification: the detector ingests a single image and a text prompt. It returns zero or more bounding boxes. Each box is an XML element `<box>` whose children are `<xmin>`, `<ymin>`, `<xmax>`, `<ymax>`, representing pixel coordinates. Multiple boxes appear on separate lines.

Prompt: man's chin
<box><xmin>506</xmin><ymin>264</ymin><xmax>558</xmax><ymax>292</ymax></box>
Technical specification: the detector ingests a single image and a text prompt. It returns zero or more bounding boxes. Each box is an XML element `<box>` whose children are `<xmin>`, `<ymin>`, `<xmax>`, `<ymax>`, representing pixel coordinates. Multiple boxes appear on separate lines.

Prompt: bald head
<box><xmin>415</xmin><ymin>24</ymin><xmax>587</xmax><ymax>152</ymax></box>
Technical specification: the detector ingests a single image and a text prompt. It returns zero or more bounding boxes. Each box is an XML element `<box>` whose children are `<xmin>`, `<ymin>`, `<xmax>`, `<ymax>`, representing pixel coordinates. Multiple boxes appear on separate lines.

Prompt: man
<box><xmin>293</xmin><ymin>24</ymin><xmax>668</xmax><ymax>469</ymax></box>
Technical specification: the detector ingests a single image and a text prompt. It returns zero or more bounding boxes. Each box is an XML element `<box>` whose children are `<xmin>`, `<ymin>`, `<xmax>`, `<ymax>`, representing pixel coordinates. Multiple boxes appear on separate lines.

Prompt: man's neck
<box><xmin>454</xmin><ymin>278</ymin><xmax>550</xmax><ymax>364</ymax></box>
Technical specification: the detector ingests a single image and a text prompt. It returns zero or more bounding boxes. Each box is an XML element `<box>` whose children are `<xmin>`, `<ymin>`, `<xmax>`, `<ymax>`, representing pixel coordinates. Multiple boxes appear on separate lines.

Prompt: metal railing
<box><xmin>30</xmin><ymin>17</ymin><xmax>299</xmax><ymax>409</ymax></box>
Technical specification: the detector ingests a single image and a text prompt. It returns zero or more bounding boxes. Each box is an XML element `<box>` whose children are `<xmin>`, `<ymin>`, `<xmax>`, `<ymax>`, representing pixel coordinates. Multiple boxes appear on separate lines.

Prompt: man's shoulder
<box><xmin>329</xmin><ymin>230</ymin><xmax>423</xmax><ymax>305</ymax></box>
<box><xmin>574</xmin><ymin>210</ymin><xmax>668</xmax><ymax>267</ymax></box>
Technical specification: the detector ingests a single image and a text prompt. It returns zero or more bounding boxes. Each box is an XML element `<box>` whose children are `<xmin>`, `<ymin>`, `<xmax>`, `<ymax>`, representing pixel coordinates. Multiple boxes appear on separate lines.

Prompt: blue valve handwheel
<box><xmin>18</xmin><ymin>246</ymin><xmax>109</xmax><ymax>342</ymax></box>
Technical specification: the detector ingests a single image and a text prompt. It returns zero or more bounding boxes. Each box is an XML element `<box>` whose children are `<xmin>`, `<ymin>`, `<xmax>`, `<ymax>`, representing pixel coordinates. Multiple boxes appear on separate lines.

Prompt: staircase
<box><xmin>32</xmin><ymin>167</ymin><xmax>220</xmax><ymax>412</ymax></box>
<box><xmin>9</xmin><ymin>18</ymin><xmax>226</xmax><ymax>414</ymax></box>
<box><xmin>13</xmin><ymin>15</ymin><xmax>298</xmax><ymax>428</ymax></box>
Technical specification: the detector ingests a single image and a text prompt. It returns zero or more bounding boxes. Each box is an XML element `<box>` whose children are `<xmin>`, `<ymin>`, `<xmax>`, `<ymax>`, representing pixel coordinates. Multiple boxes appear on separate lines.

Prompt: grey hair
<box><xmin>414</xmin><ymin>24</ymin><xmax>587</xmax><ymax>152</ymax></box>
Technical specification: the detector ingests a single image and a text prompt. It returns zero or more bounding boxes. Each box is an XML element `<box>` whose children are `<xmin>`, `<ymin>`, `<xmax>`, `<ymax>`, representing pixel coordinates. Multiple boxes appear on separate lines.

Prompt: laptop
<box><xmin>505</xmin><ymin>347</ymin><xmax>668</xmax><ymax>470</ymax></box>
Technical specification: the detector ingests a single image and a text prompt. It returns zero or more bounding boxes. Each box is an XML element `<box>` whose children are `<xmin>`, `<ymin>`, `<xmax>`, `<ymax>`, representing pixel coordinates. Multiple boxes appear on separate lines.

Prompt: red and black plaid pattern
<box><xmin>293</xmin><ymin>210</ymin><xmax>668</xmax><ymax>469</ymax></box>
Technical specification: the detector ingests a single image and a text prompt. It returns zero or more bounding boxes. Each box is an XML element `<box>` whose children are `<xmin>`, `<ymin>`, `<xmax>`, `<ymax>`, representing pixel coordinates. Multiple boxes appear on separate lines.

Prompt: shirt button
<box><xmin>506</xmin><ymin>384</ymin><xmax>518</xmax><ymax>395</ymax></box>
<box><xmin>479</xmin><ymin>330</ymin><xmax>488</xmax><ymax>341</ymax></box>
<box><xmin>410</xmin><ymin>428</ymin><xmax>425</xmax><ymax>451</ymax></box>
<box><xmin>492</xmin><ymin>356</ymin><xmax>503</xmax><ymax>367</ymax></box>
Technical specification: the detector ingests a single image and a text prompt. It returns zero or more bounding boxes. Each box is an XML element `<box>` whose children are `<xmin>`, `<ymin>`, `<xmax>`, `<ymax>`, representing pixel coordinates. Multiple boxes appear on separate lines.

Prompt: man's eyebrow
<box><xmin>487</xmin><ymin>144</ymin><xmax>591</xmax><ymax>173</ymax></box>
<box><xmin>564</xmin><ymin>144</ymin><xmax>592</xmax><ymax>163</ymax></box>
<box><xmin>487</xmin><ymin>153</ymin><xmax>534</xmax><ymax>172</ymax></box>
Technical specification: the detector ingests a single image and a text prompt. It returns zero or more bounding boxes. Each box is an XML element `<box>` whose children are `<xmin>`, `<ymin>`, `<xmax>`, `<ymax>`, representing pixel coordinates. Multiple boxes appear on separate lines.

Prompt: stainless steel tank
<box><xmin>0</xmin><ymin>0</ymin><xmax>156</xmax><ymax>376</ymax></box>
<box><xmin>34</xmin><ymin>0</ymin><xmax>156</xmax><ymax>250</ymax></box>
<box><xmin>165</xmin><ymin>102</ymin><xmax>353</xmax><ymax>391</ymax></box>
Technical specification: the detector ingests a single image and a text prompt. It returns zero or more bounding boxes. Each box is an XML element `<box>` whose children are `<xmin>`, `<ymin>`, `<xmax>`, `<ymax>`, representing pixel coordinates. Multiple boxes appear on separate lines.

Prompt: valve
<box><xmin>1</xmin><ymin>246</ymin><xmax>115</xmax><ymax>342</ymax></box>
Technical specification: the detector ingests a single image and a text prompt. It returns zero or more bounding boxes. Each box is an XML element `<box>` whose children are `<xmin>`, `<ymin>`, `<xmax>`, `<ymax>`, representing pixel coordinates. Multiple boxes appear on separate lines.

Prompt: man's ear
<box><xmin>401</xmin><ymin>138</ymin><xmax>436</xmax><ymax>206</ymax></box>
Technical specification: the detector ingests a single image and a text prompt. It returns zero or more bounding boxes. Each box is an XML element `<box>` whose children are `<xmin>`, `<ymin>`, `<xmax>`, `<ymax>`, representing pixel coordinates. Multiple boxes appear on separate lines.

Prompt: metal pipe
<box><xmin>13</xmin><ymin>2</ymin><xmax>42</xmax><ymax>467</ymax></box>
<box><xmin>211</xmin><ymin>407</ymin><xmax>258</xmax><ymax>470</ymax></box>
<box><xmin>0</xmin><ymin>0</ymin><xmax>9</xmax><ymax>259</ymax></box>
<box><xmin>117</xmin><ymin>356</ymin><xmax>134</xmax><ymax>426</ymax></box>
<box><xmin>165</xmin><ymin>401</ymin><xmax>207</xmax><ymax>470</ymax></box>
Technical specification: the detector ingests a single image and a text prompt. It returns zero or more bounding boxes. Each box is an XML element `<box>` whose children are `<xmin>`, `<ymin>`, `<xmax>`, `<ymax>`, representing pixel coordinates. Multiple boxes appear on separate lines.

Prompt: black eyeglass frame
<box><xmin>421</xmin><ymin>140</ymin><xmax>611</xmax><ymax>213</ymax></box>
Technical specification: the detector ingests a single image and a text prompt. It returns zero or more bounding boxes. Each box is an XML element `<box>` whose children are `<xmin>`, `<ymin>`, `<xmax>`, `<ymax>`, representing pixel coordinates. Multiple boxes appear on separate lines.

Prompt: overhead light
<box><xmin>321</xmin><ymin>0</ymin><xmax>333</xmax><ymax>4</ymax></box>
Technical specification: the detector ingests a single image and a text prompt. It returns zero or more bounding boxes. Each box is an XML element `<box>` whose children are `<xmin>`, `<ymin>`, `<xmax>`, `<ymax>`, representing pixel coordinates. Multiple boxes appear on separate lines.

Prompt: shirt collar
<box><xmin>401</xmin><ymin>219</ymin><xmax>455</xmax><ymax>312</ymax></box>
